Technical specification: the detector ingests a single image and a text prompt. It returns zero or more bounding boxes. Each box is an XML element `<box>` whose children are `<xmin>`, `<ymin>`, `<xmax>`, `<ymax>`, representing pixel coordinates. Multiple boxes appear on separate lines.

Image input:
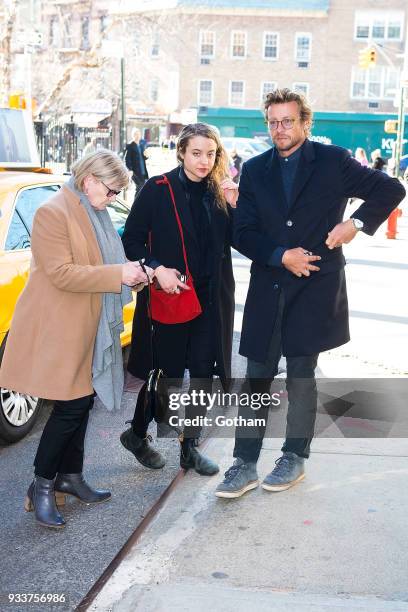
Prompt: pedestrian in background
<box><xmin>216</xmin><ymin>88</ymin><xmax>405</xmax><ymax>499</ymax></box>
<box><xmin>230</xmin><ymin>148</ymin><xmax>242</xmax><ymax>183</ymax></box>
<box><xmin>120</xmin><ymin>123</ymin><xmax>238</xmax><ymax>476</ymax></box>
<box><xmin>125</xmin><ymin>128</ymin><xmax>148</xmax><ymax>193</ymax></box>
<box><xmin>355</xmin><ymin>146</ymin><xmax>369</xmax><ymax>166</ymax></box>
<box><xmin>0</xmin><ymin>150</ymin><xmax>151</xmax><ymax>529</ymax></box>
<box><xmin>372</xmin><ymin>156</ymin><xmax>387</xmax><ymax>172</ymax></box>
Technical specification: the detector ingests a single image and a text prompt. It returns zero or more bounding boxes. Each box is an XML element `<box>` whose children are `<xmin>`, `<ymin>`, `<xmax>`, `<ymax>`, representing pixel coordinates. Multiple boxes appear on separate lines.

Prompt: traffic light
<box><xmin>358</xmin><ymin>47</ymin><xmax>377</xmax><ymax>69</ymax></box>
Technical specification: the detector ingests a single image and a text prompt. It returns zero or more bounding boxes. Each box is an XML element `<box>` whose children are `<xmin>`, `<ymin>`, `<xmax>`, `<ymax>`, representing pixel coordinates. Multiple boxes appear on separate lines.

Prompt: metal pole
<box><xmin>394</xmin><ymin>19</ymin><xmax>408</xmax><ymax>177</ymax></box>
<box><xmin>24</xmin><ymin>45</ymin><xmax>32</xmax><ymax>115</ymax></box>
<box><xmin>120</xmin><ymin>57</ymin><xmax>126</xmax><ymax>153</ymax></box>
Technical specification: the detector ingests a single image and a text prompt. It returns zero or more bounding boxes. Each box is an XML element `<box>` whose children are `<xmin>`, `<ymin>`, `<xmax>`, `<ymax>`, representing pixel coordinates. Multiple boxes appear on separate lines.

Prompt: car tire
<box><xmin>0</xmin><ymin>334</ymin><xmax>43</xmax><ymax>444</ymax></box>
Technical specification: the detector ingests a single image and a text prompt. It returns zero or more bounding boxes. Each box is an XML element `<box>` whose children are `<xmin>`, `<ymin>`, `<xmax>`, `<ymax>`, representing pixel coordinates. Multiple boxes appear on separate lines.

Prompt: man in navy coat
<box><xmin>216</xmin><ymin>88</ymin><xmax>406</xmax><ymax>499</ymax></box>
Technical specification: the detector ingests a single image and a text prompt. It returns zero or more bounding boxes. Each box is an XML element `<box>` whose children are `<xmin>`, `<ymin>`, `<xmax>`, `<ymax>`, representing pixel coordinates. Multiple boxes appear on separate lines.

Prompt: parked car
<box><xmin>0</xmin><ymin>169</ymin><xmax>135</xmax><ymax>443</ymax></box>
<box><xmin>222</xmin><ymin>137</ymin><xmax>271</xmax><ymax>163</ymax></box>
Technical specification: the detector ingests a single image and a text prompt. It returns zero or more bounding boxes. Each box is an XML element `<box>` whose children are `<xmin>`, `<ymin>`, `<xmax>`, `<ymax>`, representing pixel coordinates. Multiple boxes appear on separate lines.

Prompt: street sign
<box><xmin>100</xmin><ymin>40</ymin><xmax>124</xmax><ymax>58</ymax></box>
<box><xmin>16</xmin><ymin>29</ymin><xmax>43</xmax><ymax>47</ymax></box>
<box><xmin>384</xmin><ymin>120</ymin><xmax>398</xmax><ymax>134</ymax></box>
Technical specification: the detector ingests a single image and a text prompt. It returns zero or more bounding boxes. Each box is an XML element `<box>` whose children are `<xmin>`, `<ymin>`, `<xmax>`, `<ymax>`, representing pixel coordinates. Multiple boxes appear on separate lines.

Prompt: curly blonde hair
<box><xmin>176</xmin><ymin>123</ymin><xmax>230</xmax><ymax>213</ymax></box>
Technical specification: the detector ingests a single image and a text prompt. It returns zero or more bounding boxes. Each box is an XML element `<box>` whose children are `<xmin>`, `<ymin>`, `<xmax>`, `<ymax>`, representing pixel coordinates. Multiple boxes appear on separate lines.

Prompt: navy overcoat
<box><xmin>235</xmin><ymin>139</ymin><xmax>405</xmax><ymax>361</ymax></box>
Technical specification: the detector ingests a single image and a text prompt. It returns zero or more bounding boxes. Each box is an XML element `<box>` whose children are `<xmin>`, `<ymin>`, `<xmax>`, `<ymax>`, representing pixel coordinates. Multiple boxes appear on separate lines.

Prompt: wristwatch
<box><xmin>351</xmin><ymin>218</ymin><xmax>364</xmax><ymax>231</ymax></box>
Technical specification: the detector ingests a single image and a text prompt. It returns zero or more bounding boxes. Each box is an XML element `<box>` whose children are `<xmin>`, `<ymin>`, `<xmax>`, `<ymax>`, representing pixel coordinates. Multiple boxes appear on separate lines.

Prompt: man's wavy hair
<box><xmin>176</xmin><ymin>122</ymin><xmax>230</xmax><ymax>213</ymax></box>
<box><xmin>263</xmin><ymin>88</ymin><xmax>313</xmax><ymax>138</ymax></box>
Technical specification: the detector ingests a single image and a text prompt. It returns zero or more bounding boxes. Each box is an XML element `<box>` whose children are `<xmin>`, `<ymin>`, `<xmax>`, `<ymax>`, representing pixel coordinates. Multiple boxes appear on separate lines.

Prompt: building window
<box><xmin>133</xmin><ymin>79</ymin><xmax>141</xmax><ymax>100</ymax></box>
<box><xmin>231</xmin><ymin>31</ymin><xmax>247</xmax><ymax>58</ymax></box>
<box><xmin>351</xmin><ymin>66</ymin><xmax>400</xmax><ymax>99</ymax></box>
<box><xmin>62</xmin><ymin>20</ymin><xmax>74</xmax><ymax>48</ymax></box>
<box><xmin>295</xmin><ymin>33</ymin><xmax>311</xmax><ymax>62</ymax></box>
<box><xmin>49</xmin><ymin>16</ymin><xmax>59</xmax><ymax>46</ymax></box>
<box><xmin>355</xmin><ymin>11</ymin><xmax>404</xmax><ymax>41</ymax></box>
<box><xmin>229</xmin><ymin>80</ymin><xmax>245</xmax><ymax>106</ymax></box>
<box><xmin>200</xmin><ymin>31</ymin><xmax>215</xmax><ymax>58</ymax></box>
<box><xmin>388</xmin><ymin>19</ymin><xmax>403</xmax><ymax>40</ymax></box>
<box><xmin>293</xmin><ymin>82</ymin><xmax>309</xmax><ymax>97</ymax></box>
<box><xmin>99</xmin><ymin>14</ymin><xmax>108</xmax><ymax>34</ymax></box>
<box><xmin>81</xmin><ymin>16</ymin><xmax>90</xmax><ymax>50</ymax></box>
<box><xmin>151</xmin><ymin>32</ymin><xmax>160</xmax><ymax>57</ymax></box>
<box><xmin>260</xmin><ymin>81</ymin><xmax>277</xmax><ymax>103</ymax></box>
<box><xmin>149</xmin><ymin>79</ymin><xmax>159</xmax><ymax>102</ymax></box>
<box><xmin>263</xmin><ymin>32</ymin><xmax>279</xmax><ymax>60</ymax></box>
<box><xmin>198</xmin><ymin>80</ymin><xmax>213</xmax><ymax>105</ymax></box>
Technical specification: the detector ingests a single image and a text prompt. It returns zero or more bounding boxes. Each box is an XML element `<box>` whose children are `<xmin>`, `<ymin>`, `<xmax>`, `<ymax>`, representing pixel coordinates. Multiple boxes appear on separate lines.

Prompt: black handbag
<box><xmin>135</xmin><ymin>367</ymin><xmax>169</xmax><ymax>425</ymax></box>
<box><xmin>136</xmin><ymin>261</ymin><xmax>169</xmax><ymax>424</ymax></box>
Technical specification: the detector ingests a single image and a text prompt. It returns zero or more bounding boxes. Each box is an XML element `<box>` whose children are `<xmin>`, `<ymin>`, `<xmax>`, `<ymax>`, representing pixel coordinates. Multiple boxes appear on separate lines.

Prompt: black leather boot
<box><xmin>120</xmin><ymin>429</ymin><xmax>165</xmax><ymax>469</ymax></box>
<box><xmin>54</xmin><ymin>473</ymin><xmax>111</xmax><ymax>505</ymax></box>
<box><xmin>180</xmin><ymin>437</ymin><xmax>219</xmax><ymax>476</ymax></box>
<box><xmin>24</xmin><ymin>477</ymin><xmax>66</xmax><ymax>529</ymax></box>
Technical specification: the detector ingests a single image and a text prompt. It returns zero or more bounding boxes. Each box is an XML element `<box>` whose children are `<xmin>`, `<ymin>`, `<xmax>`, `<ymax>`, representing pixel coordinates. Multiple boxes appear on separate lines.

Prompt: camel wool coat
<box><xmin>0</xmin><ymin>185</ymin><xmax>123</xmax><ymax>401</ymax></box>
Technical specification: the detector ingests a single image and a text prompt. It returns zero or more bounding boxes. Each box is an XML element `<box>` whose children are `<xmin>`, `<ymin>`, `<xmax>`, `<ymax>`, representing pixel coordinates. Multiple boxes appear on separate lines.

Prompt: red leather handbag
<box><xmin>149</xmin><ymin>175</ymin><xmax>202</xmax><ymax>324</ymax></box>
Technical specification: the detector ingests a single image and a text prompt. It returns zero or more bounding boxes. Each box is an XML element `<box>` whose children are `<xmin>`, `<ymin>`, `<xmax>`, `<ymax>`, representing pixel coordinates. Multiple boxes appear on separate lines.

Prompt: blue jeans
<box><xmin>233</xmin><ymin>291</ymin><xmax>318</xmax><ymax>462</ymax></box>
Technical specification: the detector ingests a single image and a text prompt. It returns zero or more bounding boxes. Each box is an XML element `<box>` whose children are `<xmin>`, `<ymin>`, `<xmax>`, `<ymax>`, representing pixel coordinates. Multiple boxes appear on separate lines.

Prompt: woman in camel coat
<box><xmin>0</xmin><ymin>150</ymin><xmax>151</xmax><ymax>529</ymax></box>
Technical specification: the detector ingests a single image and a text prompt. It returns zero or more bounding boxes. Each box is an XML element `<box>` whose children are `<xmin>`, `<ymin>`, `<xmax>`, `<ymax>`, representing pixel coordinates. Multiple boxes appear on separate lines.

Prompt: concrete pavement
<box><xmin>88</xmin><ymin>205</ymin><xmax>408</xmax><ymax>610</ymax></box>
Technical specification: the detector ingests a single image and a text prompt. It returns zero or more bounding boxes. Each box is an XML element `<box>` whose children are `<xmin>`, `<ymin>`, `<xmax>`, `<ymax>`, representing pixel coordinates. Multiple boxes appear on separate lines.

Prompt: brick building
<box><xmin>3</xmin><ymin>0</ymin><xmax>406</xmax><ymax>152</ymax></box>
<box><xmin>138</xmin><ymin>0</ymin><xmax>406</xmax><ymax>115</ymax></box>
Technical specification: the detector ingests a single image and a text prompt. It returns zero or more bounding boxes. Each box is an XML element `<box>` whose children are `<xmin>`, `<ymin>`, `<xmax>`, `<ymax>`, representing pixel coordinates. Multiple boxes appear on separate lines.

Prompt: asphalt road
<box><xmin>0</xmin><ymin>389</ymin><xmax>182</xmax><ymax>612</ymax></box>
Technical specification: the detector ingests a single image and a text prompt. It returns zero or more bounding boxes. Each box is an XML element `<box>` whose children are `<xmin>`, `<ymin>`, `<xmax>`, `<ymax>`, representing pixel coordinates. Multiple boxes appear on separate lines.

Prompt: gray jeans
<box><xmin>233</xmin><ymin>291</ymin><xmax>318</xmax><ymax>462</ymax></box>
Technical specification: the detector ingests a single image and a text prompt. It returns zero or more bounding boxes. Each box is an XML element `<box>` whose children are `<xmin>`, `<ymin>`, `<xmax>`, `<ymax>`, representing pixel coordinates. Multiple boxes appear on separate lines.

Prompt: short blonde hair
<box><xmin>71</xmin><ymin>149</ymin><xmax>129</xmax><ymax>192</ymax></box>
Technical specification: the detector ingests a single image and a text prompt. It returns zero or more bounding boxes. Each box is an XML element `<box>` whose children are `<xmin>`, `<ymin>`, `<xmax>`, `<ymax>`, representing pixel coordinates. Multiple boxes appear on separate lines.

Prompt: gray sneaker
<box><xmin>262</xmin><ymin>452</ymin><xmax>305</xmax><ymax>492</ymax></box>
<box><xmin>215</xmin><ymin>458</ymin><xmax>259</xmax><ymax>499</ymax></box>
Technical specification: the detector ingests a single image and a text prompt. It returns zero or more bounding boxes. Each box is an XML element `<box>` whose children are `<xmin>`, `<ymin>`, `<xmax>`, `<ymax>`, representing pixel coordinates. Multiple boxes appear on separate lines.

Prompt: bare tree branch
<box><xmin>35</xmin><ymin>5</ymin><xmax>120</xmax><ymax>118</ymax></box>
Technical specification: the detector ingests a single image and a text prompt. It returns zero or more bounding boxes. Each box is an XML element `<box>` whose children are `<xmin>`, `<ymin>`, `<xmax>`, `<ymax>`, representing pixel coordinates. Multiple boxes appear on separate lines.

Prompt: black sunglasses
<box><xmin>101</xmin><ymin>180</ymin><xmax>121</xmax><ymax>197</ymax></box>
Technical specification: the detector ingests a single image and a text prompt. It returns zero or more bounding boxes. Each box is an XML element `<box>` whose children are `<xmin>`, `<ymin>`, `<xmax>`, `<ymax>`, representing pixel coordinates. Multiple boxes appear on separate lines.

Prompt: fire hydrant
<box><xmin>386</xmin><ymin>207</ymin><xmax>402</xmax><ymax>239</ymax></box>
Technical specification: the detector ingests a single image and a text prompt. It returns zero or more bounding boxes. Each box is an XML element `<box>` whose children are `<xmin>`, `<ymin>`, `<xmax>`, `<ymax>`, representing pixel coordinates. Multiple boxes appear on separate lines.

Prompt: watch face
<box><xmin>353</xmin><ymin>218</ymin><xmax>364</xmax><ymax>230</ymax></box>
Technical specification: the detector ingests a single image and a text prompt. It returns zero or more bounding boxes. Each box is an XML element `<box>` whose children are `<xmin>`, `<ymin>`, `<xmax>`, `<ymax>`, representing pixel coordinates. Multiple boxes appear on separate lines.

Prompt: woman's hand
<box><xmin>122</xmin><ymin>262</ymin><xmax>153</xmax><ymax>286</ymax></box>
<box><xmin>154</xmin><ymin>266</ymin><xmax>190</xmax><ymax>294</ymax></box>
<box><xmin>220</xmin><ymin>178</ymin><xmax>239</xmax><ymax>208</ymax></box>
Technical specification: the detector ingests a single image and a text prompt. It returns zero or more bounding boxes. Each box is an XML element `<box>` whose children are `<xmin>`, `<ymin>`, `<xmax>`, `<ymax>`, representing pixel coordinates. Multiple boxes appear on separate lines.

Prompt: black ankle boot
<box><xmin>180</xmin><ymin>438</ymin><xmax>219</xmax><ymax>476</ymax></box>
<box><xmin>120</xmin><ymin>428</ymin><xmax>165</xmax><ymax>469</ymax></box>
<box><xmin>54</xmin><ymin>473</ymin><xmax>111</xmax><ymax>505</ymax></box>
<box><xmin>24</xmin><ymin>477</ymin><xmax>66</xmax><ymax>529</ymax></box>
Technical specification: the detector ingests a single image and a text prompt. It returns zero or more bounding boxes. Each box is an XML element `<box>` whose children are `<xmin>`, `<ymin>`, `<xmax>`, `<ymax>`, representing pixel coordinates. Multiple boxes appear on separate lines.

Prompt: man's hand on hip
<box><xmin>282</xmin><ymin>248</ymin><xmax>321</xmax><ymax>278</ymax></box>
<box><xmin>326</xmin><ymin>219</ymin><xmax>358</xmax><ymax>249</ymax></box>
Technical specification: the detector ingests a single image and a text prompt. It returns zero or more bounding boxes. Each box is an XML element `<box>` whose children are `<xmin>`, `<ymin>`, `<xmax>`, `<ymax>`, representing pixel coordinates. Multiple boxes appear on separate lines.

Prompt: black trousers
<box><xmin>132</xmin><ymin>173</ymin><xmax>146</xmax><ymax>194</ymax></box>
<box><xmin>233</xmin><ymin>291</ymin><xmax>319</xmax><ymax>463</ymax></box>
<box><xmin>131</xmin><ymin>288</ymin><xmax>215</xmax><ymax>439</ymax></box>
<box><xmin>34</xmin><ymin>395</ymin><xmax>94</xmax><ymax>480</ymax></box>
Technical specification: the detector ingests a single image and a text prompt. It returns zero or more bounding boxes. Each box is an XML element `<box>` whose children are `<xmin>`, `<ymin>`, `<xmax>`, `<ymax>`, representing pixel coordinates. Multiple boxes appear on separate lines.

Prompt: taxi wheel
<box><xmin>0</xmin><ymin>335</ymin><xmax>43</xmax><ymax>444</ymax></box>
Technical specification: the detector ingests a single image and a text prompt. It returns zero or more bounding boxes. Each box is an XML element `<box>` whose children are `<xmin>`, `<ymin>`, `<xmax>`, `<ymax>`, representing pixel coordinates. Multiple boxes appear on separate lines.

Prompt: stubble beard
<box><xmin>274</xmin><ymin>134</ymin><xmax>303</xmax><ymax>154</ymax></box>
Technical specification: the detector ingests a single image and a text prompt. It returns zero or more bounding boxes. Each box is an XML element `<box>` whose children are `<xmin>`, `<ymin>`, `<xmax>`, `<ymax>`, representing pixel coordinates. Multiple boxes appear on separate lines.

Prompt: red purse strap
<box><xmin>155</xmin><ymin>174</ymin><xmax>191</xmax><ymax>277</ymax></box>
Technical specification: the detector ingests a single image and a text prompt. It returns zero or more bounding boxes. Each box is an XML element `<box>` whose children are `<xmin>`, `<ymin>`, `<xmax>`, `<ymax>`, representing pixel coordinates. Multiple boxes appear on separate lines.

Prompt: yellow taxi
<box><xmin>0</xmin><ymin>169</ymin><xmax>135</xmax><ymax>443</ymax></box>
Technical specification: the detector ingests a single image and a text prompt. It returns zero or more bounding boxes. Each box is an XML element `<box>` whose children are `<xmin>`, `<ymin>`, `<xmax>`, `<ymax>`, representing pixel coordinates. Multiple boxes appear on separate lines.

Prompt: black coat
<box><xmin>125</xmin><ymin>141</ymin><xmax>148</xmax><ymax>178</ymax></box>
<box><xmin>122</xmin><ymin>166</ymin><xmax>235</xmax><ymax>385</ymax></box>
<box><xmin>235</xmin><ymin>139</ymin><xmax>405</xmax><ymax>361</ymax></box>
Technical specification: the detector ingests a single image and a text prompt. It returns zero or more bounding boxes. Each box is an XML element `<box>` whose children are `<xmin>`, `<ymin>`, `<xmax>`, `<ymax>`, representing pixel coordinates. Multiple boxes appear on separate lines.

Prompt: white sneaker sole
<box><xmin>215</xmin><ymin>479</ymin><xmax>259</xmax><ymax>499</ymax></box>
<box><xmin>261</xmin><ymin>472</ymin><xmax>305</xmax><ymax>492</ymax></box>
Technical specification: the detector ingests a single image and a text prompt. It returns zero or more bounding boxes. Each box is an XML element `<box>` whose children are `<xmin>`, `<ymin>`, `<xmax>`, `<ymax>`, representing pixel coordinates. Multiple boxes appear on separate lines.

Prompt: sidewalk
<box><xmin>89</xmin><ymin>436</ymin><xmax>408</xmax><ymax>612</ymax></box>
<box><xmin>89</xmin><ymin>208</ymin><xmax>408</xmax><ymax>612</ymax></box>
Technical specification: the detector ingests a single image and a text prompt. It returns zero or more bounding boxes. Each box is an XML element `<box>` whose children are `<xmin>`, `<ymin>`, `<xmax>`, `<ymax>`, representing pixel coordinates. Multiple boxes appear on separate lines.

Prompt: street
<box><xmin>0</xmin><ymin>203</ymin><xmax>407</xmax><ymax>612</ymax></box>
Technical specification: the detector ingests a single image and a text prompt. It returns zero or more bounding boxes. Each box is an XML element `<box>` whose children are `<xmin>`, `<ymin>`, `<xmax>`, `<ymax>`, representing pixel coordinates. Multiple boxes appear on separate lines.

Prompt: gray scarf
<box><xmin>67</xmin><ymin>176</ymin><xmax>132</xmax><ymax>411</ymax></box>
